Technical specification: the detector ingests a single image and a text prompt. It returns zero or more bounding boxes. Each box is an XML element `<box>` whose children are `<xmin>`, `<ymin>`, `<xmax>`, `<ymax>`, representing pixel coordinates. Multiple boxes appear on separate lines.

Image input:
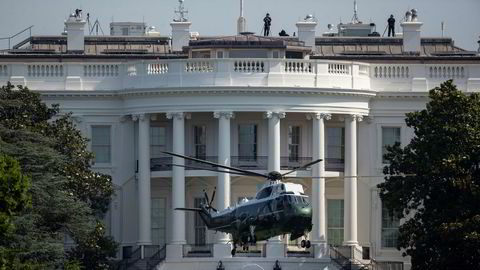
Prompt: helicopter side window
<box><xmin>256</xmin><ymin>186</ymin><xmax>273</xmax><ymax>200</ymax></box>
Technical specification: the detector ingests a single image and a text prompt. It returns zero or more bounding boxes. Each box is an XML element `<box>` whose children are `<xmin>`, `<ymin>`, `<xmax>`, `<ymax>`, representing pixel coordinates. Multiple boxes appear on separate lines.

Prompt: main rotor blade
<box><xmin>204</xmin><ymin>190</ymin><xmax>210</xmax><ymax>207</ymax></box>
<box><xmin>169</xmin><ymin>164</ymin><xmax>254</xmax><ymax>177</ymax></box>
<box><xmin>281</xmin><ymin>159</ymin><xmax>323</xmax><ymax>176</ymax></box>
<box><xmin>162</xmin><ymin>151</ymin><xmax>268</xmax><ymax>178</ymax></box>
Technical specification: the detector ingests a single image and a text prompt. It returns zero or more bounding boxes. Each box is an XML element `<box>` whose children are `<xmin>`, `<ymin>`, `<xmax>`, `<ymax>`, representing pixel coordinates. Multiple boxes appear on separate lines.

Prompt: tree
<box><xmin>378</xmin><ymin>80</ymin><xmax>480</xmax><ymax>270</ymax></box>
<box><xmin>0</xmin><ymin>154</ymin><xmax>31</xmax><ymax>269</ymax></box>
<box><xmin>0</xmin><ymin>82</ymin><xmax>117</xmax><ymax>269</ymax></box>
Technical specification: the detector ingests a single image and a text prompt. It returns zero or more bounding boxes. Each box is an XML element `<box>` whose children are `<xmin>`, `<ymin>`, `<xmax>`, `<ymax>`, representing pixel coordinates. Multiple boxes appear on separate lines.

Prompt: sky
<box><xmin>0</xmin><ymin>0</ymin><xmax>479</xmax><ymax>50</ymax></box>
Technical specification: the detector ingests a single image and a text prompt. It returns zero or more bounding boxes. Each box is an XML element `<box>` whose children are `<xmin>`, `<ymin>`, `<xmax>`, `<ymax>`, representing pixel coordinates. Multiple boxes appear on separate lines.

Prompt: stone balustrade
<box><xmin>0</xmin><ymin>58</ymin><xmax>479</xmax><ymax>92</ymax></box>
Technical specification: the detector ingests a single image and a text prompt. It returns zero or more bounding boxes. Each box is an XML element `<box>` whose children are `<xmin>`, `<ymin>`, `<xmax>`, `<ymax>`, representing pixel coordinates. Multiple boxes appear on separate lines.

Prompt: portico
<box><xmin>132</xmin><ymin>110</ymin><xmax>364</xmax><ymax>259</ymax></box>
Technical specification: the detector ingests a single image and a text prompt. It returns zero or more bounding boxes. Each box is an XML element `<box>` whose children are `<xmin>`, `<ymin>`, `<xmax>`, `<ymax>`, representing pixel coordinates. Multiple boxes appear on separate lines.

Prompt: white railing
<box><xmin>373</xmin><ymin>65</ymin><xmax>410</xmax><ymax>79</ymax></box>
<box><xmin>185</xmin><ymin>60</ymin><xmax>214</xmax><ymax>73</ymax></box>
<box><xmin>428</xmin><ymin>65</ymin><xmax>465</xmax><ymax>78</ymax></box>
<box><xmin>284</xmin><ymin>60</ymin><xmax>313</xmax><ymax>73</ymax></box>
<box><xmin>234</xmin><ymin>60</ymin><xmax>265</xmax><ymax>73</ymax></box>
<box><xmin>147</xmin><ymin>62</ymin><xmax>168</xmax><ymax>74</ymax></box>
<box><xmin>84</xmin><ymin>64</ymin><xmax>119</xmax><ymax>77</ymax></box>
<box><xmin>328</xmin><ymin>63</ymin><xmax>350</xmax><ymax>75</ymax></box>
<box><xmin>0</xmin><ymin>59</ymin><xmax>478</xmax><ymax>92</ymax></box>
<box><xmin>28</xmin><ymin>64</ymin><xmax>64</xmax><ymax>77</ymax></box>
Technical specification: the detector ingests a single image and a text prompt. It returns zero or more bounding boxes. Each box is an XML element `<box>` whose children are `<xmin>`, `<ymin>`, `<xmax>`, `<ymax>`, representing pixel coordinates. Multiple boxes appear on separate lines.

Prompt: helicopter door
<box><xmin>194</xmin><ymin>197</ymin><xmax>207</xmax><ymax>245</ymax></box>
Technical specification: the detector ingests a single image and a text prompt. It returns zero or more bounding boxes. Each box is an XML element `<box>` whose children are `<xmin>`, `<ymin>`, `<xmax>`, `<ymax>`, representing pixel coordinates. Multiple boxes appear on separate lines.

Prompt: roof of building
<box><xmin>1</xmin><ymin>35</ymin><xmax>176</xmax><ymax>58</ymax></box>
<box><xmin>189</xmin><ymin>35</ymin><xmax>307</xmax><ymax>50</ymax></box>
<box><xmin>313</xmin><ymin>37</ymin><xmax>478</xmax><ymax>59</ymax></box>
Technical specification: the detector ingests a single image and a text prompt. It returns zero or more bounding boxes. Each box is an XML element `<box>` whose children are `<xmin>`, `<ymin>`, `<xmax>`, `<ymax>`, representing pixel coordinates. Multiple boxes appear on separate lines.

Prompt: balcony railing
<box><xmin>182</xmin><ymin>244</ymin><xmax>213</xmax><ymax>257</ymax></box>
<box><xmin>235</xmin><ymin>243</ymin><xmax>266</xmax><ymax>257</ymax></box>
<box><xmin>150</xmin><ymin>156</ymin><xmax>344</xmax><ymax>172</ymax></box>
<box><xmin>285</xmin><ymin>244</ymin><xmax>315</xmax><ymax>258</ymax></box>
<box><xmin>1</xmin><ymin>58</ymin><xmax>477</xmax><ymax>92</ymax></box>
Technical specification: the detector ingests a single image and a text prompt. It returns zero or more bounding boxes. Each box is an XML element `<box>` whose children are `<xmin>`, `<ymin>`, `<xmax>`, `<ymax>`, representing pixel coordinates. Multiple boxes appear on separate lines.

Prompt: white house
<box><xmin>1</xmin><ymin>3</ymin><xmax>479</xmax><ymax>270</ymax></box>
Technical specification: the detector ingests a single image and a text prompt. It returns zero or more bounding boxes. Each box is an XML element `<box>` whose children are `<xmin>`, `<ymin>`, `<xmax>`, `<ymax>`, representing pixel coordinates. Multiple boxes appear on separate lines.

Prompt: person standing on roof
<box><xmin>387</xmin><ymin>14</ymin><xmax>396</xmax><ymax>37</ymax></box>
<box><xmin>263</xmin><ymin>13</ymin><xmax>272</xmax><ymax>36</ymax></box>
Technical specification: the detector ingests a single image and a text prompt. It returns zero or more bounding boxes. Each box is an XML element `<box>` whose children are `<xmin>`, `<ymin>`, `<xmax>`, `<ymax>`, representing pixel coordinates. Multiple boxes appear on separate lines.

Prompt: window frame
<box><xmin>326</xmin><ymin>127</ymin><xmax>345</xmax><ymax>163</ymax></box>
<box><xmin>327</xmin><ymin>198</ymin><xmax>345</xmax><ymax>246</ymax></box>
<box><xmin>237</xmin><ymin>123</ymin><xmax>258</xmax><ymax>162</ymax></box>
<box><xmin>288</xmin><ymin>125</ymin><xmax>301</xmax><ymax>162</ymax></box>
<box><xmin>90</xmin><ymin>125</ymin><xmax>112</xmax><ymax>165</ymax></box>
<box><xmin>377</xmin><ymin>124</ymin><xmax>405</xmax><ymax>166</ymax></box>
<box><xmin>381</xmin><ymin>203</ymin><xmax>400</xmax><ymax>248</ymax></box>
<box><xmin>150</xmin><ymin>125</ymin><xmax>167</xmax><ymax>159</ymax></box>
<box><xmin>193</xmin><ymin>125</ymin><xmax>207</xmax><ymax>160</ymax></box>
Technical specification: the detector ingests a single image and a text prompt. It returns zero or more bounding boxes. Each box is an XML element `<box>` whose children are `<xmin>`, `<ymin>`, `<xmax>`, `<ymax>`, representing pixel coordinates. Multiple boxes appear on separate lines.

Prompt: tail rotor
<box><xmin>203</xmin><ymin>187</ymin><xmax>218</xmax><ymax>212</ymax></box>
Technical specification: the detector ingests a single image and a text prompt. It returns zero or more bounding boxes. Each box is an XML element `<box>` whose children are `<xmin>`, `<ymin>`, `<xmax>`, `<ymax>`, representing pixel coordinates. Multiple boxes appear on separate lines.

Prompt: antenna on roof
<box><xmin>87</xmin><ymin>14</ymin><xmax>105</xmax><ymax>36</ymax></box>
<box><xmin>174</xmin><ymin>0</ymin><xmax>188</xmax><ymax>22</ymax></box>
<box><xmin>441</xmin><ymin>21</ymin><xmax>444</xmax><ymax>37</ymax></box>
<box><xmin>351</xmin><ymin>0</ymin><xmax>360</xmax><ymax>24</ymax></box>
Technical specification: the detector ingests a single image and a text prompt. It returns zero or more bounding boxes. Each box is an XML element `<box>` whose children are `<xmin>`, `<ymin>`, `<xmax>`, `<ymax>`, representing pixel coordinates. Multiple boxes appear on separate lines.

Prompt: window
<box><xmin>217</xmin><ymin>51</ymin><xmax>224</xmax><ymax>58</ymax></box>
<box><xmin>91</xmin><ymin>126</ymin><xmax>111</xmax><ymax>163</ymax></box>
<box><xmin>194</xmin><ymin>126</ymin><xmax>206</xmax><ymax>160</ymax></box>
<box><xmin>327</xmin><ymin>199</ymin><xmax>344</xmax><ymax>246</ymax></box>
<box><xmin>381</xmin><ymin>204</ymin><xmax>400</xmax><ymax>248</ymax></box>
<box><xmin>382</xmin><ymin>127</ymin><xmax>401</xmax><ymax>163</ymax></box>
<box><xmin>194</xmin><ymin>197</ymin><xmax>207</xmax><ymax>245</ymax></box>
<box><xmin>150</xmin><ymin>127</ymin><xmax>166</xmax><ymax>158</ymax></box>
<box><xmin>327</xmin><ymin>127</ymin><xmax>345</xmax><ymax>162</ymax></box>
<box><xmin>288</xmin><ymin>126</ymin><xmax>301</xmax><ymax>162</ymax></box>
<box><xmin>238</xmin><ymin>124</ymin><xmax>257</xmax><ymax>161</ymax></box>
<box><xmin>151</xmin><ymin>198</ymin><xmax>167</xmax><ymax>246</ymax></box>
<box><xmin>272</xmin><ymin>50</ymin><xmax>280</xmax><ymax>58</ymax></box>
<box><xmin>255</xmin><ymin>186</ymin><xmax>273</xmax><ymax>200</ymax></box>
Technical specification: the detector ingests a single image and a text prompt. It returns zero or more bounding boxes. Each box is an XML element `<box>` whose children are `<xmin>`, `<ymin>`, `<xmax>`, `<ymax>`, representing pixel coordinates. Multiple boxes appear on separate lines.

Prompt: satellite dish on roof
<box><xmin>327</xmin><ymin>24</ymin><xmax>334</xmax><ymax>31</ymax></box>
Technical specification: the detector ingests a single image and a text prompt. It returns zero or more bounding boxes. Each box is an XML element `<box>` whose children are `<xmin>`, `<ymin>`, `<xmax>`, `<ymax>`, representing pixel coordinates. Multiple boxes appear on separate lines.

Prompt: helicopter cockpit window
<box><xmin>256</xmin><ymin>186</ymin><xmax>273</xmax><ymax>200</ymax></box>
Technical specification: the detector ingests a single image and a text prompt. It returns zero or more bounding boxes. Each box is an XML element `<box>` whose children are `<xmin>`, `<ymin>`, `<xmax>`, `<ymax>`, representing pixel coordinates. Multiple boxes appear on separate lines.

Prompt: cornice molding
<box><xmin>306</xmin><ymin>113</ymin><xmax>332</xmax><ymax>121</ymax></box>
<box><xmin>264</xmin><ymin>111</ymin><xmax>286</xmax><ymax>119</ymax></box>
<box><xmin>166</xmin><ymin>112</ymin><xmax>191</xmax><ymax>120</ymax></box>
<box><xmin>213</xmin><ymin>111</ymin><xmax>235</xmax><ymax>119</ymax></box>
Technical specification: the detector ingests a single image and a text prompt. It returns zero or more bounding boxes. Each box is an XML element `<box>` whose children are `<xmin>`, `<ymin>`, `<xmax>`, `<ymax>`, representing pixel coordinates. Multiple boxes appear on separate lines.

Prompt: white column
<box><xmin>264</xmin><ymin>111</ymin><xmax>286</xmax><ymax>258</ymax></box>
<box><xmin>166</xmin><ymin>112</ymin><xmax>188</xmax><ymax>258</ymax></box>
<box><xmin>344</xmin><ymin>114</ymin><xmax>362</xmax><ymax>246</ymax></box>
<box><xmin>133</xmin><ymin>113</ymin><xmax>152</xmax><ymax>258</ymax></box>
<box><xmin>213</xmin><ymin>111</ymin><xmax>234</xmax><ymax>258</ymax></box>
<box><xmin>265</xmin><ymin>111</ymin><xmax>285</xmax><ymax>172</ymax></box>
<box><xmin>308</xmin><ymin>112</ymin><xmax>330</xmax><ymax>257</ymax></box>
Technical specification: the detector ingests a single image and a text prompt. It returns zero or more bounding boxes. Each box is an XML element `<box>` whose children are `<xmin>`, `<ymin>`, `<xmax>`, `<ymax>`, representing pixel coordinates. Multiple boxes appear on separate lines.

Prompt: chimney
<box><xmin>237</xmin><ymin>0</ymin><xmax>247</xmax><ymax>34</ymax></box>
<box><xmin>170</xmin><ymin>21</ymin><xmax>191</xmax><ymax>52</ymax></box>
<box><xmin>64</xmin><ymin>9</ymin><xmax>86</xmax><ymax>53</ymax></box>
<box><xmin>401</xmin><ymin>9</ymin><xmax>423</xmax><ymax>54</ymax></box>
<box><xmin>171</xmin><ymin>0</ymin><xmax>191</xmax><ymax>52</ymax></box>
<box><xmin>296</xmin><ymin>15</ymin><xmax>317</xmax><ymax>48</ymax></box>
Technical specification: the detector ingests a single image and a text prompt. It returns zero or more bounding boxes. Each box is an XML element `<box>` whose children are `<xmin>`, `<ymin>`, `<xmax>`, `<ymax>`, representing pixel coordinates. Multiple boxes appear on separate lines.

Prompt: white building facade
<box><xmin>1</xmin><ymin>7</ymin><xmax>480</xmax><ymax>270</ymax></box>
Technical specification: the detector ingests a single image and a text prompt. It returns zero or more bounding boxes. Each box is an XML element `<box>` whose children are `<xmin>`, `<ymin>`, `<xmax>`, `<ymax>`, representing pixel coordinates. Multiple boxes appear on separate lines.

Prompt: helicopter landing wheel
<box><xmin>305</xmin><ymin>240</ymin><xmax>311</xmax><ymax>249</ymax></box>
<box><xmin>300</xmin><ymin>240</ymin><xmax>306</xmax><ymax>248</ymax></box>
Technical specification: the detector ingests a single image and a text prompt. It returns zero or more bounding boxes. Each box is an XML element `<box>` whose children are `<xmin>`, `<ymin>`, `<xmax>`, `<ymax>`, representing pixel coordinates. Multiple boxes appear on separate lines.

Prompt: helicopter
<box><xmin>162</xmin><ymin>151</ymin><xmax>322</xmax><ymax>256</ymax></box>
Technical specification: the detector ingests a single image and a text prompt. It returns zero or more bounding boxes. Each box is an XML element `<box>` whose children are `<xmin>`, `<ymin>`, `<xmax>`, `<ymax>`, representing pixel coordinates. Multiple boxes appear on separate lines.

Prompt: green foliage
<box><xmin>0</xmin><ymin>155</ymin><xmax>30</xmax><ymax>237</ymax></box>
<box><xmin>0</xmin><ymin>154</ymin><xmax>31</xmax><ymax>270</ymax></box>
<box><xmin>378</xmin><ymin>80</ymin><xmax>480</xmax><ymax>270</ymax></box>
<box><xmin>0</xmin><ymin>83</ymin><xmax>117</xmax><ymax>269</ymax></box>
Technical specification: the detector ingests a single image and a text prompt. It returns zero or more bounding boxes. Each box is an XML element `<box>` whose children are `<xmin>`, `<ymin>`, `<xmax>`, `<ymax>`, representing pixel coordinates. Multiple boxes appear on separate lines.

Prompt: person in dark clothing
<box><xmin>278</xmin><ymin>29</ymin><xmax>289</xmax><ymax>36</ymax></box>
<box><xmin>387</xmin><ymin>14</ymin><xmax>396</xmax><ymax>37</ymax></box>
<box><xmin>263</xmin><ymin>13</ymin><xmax>272</xmax><ymax>36</ymax></box>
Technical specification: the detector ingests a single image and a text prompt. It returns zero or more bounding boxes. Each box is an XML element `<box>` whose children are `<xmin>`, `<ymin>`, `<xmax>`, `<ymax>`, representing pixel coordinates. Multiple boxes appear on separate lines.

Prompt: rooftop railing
<box><xmin>0</xmin><ymin>58</ymin><xmax>477</xmax><ymax>92</ymax></box>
